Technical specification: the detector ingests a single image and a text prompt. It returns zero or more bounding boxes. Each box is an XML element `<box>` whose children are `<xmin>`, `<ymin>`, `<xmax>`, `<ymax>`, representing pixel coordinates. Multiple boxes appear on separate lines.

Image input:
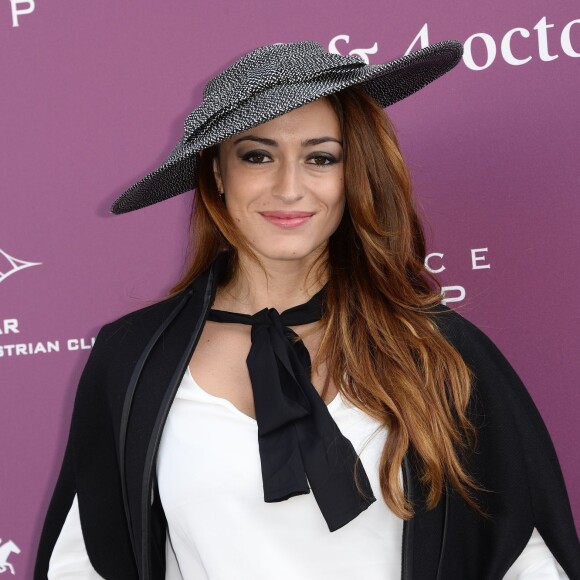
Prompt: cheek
<box><xmin>327</xmin><ymin>179</ymin><xmax>346</xmax><ymax>215</ymax></box>
<box><xmin>223</xmin><ymin>191</ymin><xmax>261</xmax><ymax>232</ymax></box>
<box><xmin>222</xmin><ymin>178</ymin><xmax>253</xmax><ymax>208</ymax></box>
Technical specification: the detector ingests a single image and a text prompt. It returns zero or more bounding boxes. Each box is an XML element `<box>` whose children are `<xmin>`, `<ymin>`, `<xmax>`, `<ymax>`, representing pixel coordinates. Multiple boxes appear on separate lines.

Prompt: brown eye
<box><xmin>241</xmin><ymin>151</ymin><xmax>271</xmax><ymax>164</ymax></box>
<box><xmin>309</xmin><ymin>155</ymin><xmax>336</xmax><ymax>166</ymax></box>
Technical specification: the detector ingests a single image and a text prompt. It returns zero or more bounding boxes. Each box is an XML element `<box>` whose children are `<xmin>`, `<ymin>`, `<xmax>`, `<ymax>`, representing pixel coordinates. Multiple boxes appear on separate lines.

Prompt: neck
<box><xmin>214</xmin><ymin>247</ymin><xmax>328</xmax><ymax>314</ymax></box>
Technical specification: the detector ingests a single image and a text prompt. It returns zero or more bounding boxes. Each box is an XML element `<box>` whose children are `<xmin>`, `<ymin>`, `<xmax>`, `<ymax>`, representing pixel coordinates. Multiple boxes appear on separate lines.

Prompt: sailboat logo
<box><xmin>0</xmin><ymin>249</ymin><xmax>42</xmax><ymax>284</ymax></box>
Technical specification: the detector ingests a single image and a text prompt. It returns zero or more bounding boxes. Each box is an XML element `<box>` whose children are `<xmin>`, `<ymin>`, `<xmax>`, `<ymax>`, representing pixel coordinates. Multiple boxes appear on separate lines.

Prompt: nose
<box><xmin>272</xmin><ymin>158</ymin><xmax>304</xmax><ymax>203</ymax></box>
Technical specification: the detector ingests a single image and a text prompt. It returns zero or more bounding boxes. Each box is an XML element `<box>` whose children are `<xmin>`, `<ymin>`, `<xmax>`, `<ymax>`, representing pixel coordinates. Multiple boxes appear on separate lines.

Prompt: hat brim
<box><xmin>110</xmin><ymin>40</ymin><xmax>462</xmax><ymax>215</ymax></box>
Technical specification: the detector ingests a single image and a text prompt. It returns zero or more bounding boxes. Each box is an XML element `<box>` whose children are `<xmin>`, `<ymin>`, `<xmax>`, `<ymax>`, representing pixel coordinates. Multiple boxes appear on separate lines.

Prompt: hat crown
<box><xmin>181</xmin><ymin>41</ymin><xmax>367</xmax><ymax>142</ymax></box>
<box><xmin>202</xmin><ymin>41</ymin><xmax>366</xmax><ymax>101</ymax></box>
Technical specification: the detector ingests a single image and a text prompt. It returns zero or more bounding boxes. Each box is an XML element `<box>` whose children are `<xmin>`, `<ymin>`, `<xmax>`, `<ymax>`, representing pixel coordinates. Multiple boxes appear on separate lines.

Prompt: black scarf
<box><xmin>207</xmin><ymin>285</ymin><xmax>376</xmax><ymax>532</ymax></box>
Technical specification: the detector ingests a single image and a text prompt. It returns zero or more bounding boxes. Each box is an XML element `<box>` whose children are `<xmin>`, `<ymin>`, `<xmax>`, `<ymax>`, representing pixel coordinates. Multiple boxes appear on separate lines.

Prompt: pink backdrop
<box><xmin>1</xmin><ymin>1</ymin><xmax>579</xmax><ymax>576</ymax></box>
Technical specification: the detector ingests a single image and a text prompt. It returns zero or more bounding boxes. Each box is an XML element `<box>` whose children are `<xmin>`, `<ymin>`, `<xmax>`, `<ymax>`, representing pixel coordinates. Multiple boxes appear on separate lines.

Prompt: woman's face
<box><xmin>213</xmin><ymin>98</ymin><xmax>345</xmax><ymax>265</ymax></box>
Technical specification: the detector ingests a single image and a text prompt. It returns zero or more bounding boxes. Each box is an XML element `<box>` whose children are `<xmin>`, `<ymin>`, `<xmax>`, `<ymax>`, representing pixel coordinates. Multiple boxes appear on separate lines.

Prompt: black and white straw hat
<box><xmin>110</xmin><ymin>39</ymin><xmax>463</xmax><ymax>215</ymax></box>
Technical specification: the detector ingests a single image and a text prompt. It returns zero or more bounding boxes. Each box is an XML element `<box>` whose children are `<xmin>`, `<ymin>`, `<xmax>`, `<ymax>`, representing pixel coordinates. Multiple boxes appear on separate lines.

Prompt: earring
<box><xmin>218</xmin><ymin>189</ymin><xmax>225</xmax><ymax>201</ymax></box>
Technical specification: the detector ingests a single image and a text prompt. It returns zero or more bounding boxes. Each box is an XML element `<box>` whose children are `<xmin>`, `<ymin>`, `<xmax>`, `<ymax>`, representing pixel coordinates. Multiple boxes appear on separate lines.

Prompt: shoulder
<box><xmin>427</xmin><ymin>304</ymin><xmax>540</xmax><ymax>427</ymax></box>
<box><xmin>428</xmin><ymin>304</ymin><xmax>515</xmax><ymax>380</ymax></box>
<box><xmin>77</xmin><ymin>283</ymin><xmax>205</xmax><ymax>397</ymax></box>
<box><xmin>94</xmin><ymin>270</ymin><xmax>212</xmax><ymax>355</ymax></box>
<box><xmin>68</xmin><ymin>280</ymin><xmax>207</xmax><ymax>431</ymax></box>
<box><xmin>96</xmin><ymin>288</ymin><xmax>191</xmax><ymax>348</ymax></box>
<box><xmin>429</xmin><ymin>305</ymin><xmax>557</xmax><ymax>461</ymax></box>
<box><xmin>95</xmin><ymin>254</ymin><xmax>225</xmax><ymax>350</ymax></box>
<box><xmin>72</xmin><ymin>257</ymin><xmax>225</xmax><ymax>412</ymax></box>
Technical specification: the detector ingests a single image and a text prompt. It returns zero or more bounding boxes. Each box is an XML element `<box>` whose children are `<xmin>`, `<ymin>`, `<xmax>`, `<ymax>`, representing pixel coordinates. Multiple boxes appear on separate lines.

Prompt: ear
<box><xmin>213</xmin><ymin>157</ymin><xmax>224</xmax><ymax>193</ymax></box>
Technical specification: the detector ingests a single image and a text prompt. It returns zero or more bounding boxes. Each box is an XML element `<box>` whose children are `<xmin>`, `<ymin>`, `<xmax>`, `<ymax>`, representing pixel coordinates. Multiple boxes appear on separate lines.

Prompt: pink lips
<box><xmin>260</xmin><ymin>211</ymin><xmax>314</xmax><ymax>228</ymax></box>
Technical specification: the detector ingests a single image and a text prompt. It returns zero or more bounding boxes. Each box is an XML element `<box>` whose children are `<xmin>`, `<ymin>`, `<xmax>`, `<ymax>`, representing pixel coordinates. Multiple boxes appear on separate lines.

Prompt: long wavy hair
<box><xmin>167</xmin><ymin>85</ymin><xmax>484</xmax><ymax>519</ymax></box>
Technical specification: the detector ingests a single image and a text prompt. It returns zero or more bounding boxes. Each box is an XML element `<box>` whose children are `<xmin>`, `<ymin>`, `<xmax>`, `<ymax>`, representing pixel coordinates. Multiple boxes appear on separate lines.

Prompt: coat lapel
<box><xmin>120</xmin><ymin>256</ymin><xmax>224</xmax><ymax>578</ymax></box>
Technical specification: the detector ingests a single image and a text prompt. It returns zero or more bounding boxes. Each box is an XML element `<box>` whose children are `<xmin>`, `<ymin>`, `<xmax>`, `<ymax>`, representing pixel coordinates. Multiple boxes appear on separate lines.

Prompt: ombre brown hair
<box><xmin>167</xmin><ymin>85</ymin><xmax>484</xmax><ymax>519</ymax></box>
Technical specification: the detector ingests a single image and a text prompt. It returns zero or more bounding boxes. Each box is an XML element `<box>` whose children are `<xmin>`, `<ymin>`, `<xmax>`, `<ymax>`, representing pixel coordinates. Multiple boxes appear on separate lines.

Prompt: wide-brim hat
<box><xmin>110</xmin><ymin>39</ymin><xmax>463</xmax><ymax>215</ymax></box>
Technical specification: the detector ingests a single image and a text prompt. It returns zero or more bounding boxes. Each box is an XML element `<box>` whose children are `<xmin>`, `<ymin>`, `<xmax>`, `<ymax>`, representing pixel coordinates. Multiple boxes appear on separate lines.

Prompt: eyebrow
<box><xmin>233</xmin><ymin>135</ymin><xmax>342</xmax><ymax>147</ymax></box>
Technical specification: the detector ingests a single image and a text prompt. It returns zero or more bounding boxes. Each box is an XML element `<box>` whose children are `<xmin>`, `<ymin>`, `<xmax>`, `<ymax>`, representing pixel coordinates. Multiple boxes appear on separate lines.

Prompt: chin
<box><xmin>254</xmin><ymin>243</ymin><xmax>324</xmax><ymax>263</ymax></box>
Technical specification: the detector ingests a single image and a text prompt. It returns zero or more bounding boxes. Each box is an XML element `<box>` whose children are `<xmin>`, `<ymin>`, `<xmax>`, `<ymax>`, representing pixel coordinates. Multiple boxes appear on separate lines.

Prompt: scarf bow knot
<box><xmin>207</xmin><ymin>286</ymin><xmax>376</xmax><ymax>531</ymax></box>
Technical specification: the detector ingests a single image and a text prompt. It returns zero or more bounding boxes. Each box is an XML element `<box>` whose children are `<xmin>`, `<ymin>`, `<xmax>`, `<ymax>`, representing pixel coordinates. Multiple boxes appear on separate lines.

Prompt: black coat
<box><xmin>35</xmin><ymin>253</ymin><xmax>580</xmax><ymax>579</ymax></box>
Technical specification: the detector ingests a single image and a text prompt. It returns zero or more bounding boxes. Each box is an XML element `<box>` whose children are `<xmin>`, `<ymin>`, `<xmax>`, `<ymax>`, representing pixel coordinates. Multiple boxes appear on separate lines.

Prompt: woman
<box><xmin>35</xmin><ymin>41</ymin><xmax>579</xmax><ymax>579</ymax></box>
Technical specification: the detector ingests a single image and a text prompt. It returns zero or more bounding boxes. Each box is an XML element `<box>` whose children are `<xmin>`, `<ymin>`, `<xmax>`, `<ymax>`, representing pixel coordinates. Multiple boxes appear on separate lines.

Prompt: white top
<box><xmin>48</xmin><ymin>367</ymin><xmax>568</xmax><ymax>579</ymax></box>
